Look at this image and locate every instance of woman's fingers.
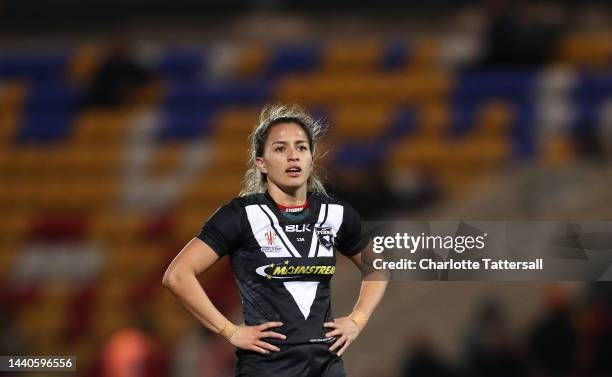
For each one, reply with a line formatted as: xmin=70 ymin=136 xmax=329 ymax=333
xmin=258 ymin=321 xmax=283 ymax=330
xmin=323 ymin=321 xmax=337 ymax=328
xmin=259 ymin=331 xmax=287 ymax=340
xmin=325 ymin=329 xmax=341 ymax=337
xmin=337 ymin=339 xmax=352 ymax=356
xmin=249 ymin=345 xmax=269 ymax=354
xmin=255 ymin=340 xmax=281 ymax=352
xmin=329 ymin=335 xmax=346 ymax=352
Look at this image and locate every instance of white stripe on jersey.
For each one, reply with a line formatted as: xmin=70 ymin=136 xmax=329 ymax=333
xmin=245 ymin=205 xmax=295 ymax=258
xmin=308 ymin=204 xmax=328 ymax=257
xmin=316 ymin=204 xmax=344 ymax=257
xmin=258 ymin=205 xmax=302 ymax=258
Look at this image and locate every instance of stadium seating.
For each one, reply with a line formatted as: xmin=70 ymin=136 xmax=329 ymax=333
xmin=0 ymin=32 xmax=610 ymax=376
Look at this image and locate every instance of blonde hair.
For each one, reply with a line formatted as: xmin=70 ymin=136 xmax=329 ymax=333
xmin=240 ymin=104 xmax=328 ymax=196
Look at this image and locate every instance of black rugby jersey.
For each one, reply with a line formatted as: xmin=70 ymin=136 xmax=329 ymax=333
xmin=197 ymin=191 xmax=367 ymax=347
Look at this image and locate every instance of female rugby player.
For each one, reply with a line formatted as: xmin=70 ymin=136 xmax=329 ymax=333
xmin=162 ymin=104 xmax=387 ymax=377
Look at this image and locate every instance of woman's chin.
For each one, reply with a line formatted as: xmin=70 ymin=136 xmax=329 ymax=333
xmin=274 ymin=180 xmax=308 ymax=192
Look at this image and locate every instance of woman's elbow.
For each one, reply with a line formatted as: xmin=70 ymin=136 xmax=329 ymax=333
xmin=162 ymin=267 xmax=183 ymax=290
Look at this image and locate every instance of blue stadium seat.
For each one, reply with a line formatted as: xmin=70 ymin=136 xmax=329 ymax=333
xmin=16 ymin=84 xmax=79 ymax=144
xmin=163 ymin=79 xmax=272 ymax=111
xmin=157 ymin=109 xmax=215 ymax=141
xmin=511 ymin=101 xmax=536 ymax=159
xmin=382 ymin=41 xmax=409 ymax=71
xmin=24 ymin=84 xmax=80 ymax=114
xmin=17 ymin=113 xmax=74 ymax=143
xmin=158 ymin=49 xmax=206 ymax=80
xmin=266 ymin=44 xmax=321 ymax=77
xmin=574 ymin=73 xmax=612 ymax=99
xmin=334 ymin=142 xmax=385 ymax=169
xmin=571 ymin=73 xmax=611 ymax=139
xmin=449 ymin=99 xmax=480 ymax=137
xmin=0 ymin=51 xmax=70 ymax=83
xmin=454 ymin=70 xmax=536 ymax=102
xmin=384 ymin=108 xmax=417 ymax=141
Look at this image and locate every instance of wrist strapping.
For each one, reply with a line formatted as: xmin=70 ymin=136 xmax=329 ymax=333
xmin=220 ymin=322 xmax=237 ymax=340
xmin=348 ymin=309 xmax=369 ymax=331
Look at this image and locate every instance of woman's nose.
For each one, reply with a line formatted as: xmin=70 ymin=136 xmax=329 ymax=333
xmin=288 ymin=148 xmax=299 ymax=161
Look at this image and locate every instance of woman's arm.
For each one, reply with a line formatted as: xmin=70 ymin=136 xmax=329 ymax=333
xmin=346 ymin=251 xmax=388 ymax=329
xmin=324 ymin=243 xmax=388 ymax=356
xmin=162 ymin=237 xmax=286 ymax=354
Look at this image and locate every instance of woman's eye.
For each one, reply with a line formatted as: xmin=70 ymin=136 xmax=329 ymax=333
xmin=275 ymin=146 xmax=285 ymax=152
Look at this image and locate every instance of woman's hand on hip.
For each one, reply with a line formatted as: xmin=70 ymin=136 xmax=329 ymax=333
xmin=324 ymin=317 xmax=360 ymax=356
xmin=229 ymin=321 xmax=286 ymax=354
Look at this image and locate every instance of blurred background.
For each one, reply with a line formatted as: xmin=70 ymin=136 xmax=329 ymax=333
xmin=0 ymin=0 xmax=611 ymax=376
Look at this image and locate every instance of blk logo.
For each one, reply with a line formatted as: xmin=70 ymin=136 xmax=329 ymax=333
xmin=285 ymin=224 xmax=311 ymax=232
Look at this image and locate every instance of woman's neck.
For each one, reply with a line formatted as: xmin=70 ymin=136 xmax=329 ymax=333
xmin=267 ymin=183 xmax=307 ymax=206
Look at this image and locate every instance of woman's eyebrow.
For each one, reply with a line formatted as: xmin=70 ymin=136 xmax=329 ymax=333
xmin=271 ymin=139 xmax=308 ymax=145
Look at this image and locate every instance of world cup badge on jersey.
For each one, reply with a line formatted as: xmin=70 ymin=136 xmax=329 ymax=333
xmin=261 ymin=228 xmax=283 ymax=253
xmin=265 ymin=228 xmax=276 ymax=245
xmin=315 ymin=226 xmax=334 ymax=249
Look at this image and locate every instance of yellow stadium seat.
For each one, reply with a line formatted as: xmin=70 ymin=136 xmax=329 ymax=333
xmin=69 ymin=178 xmax=120 ymax=209
xmin=90 ymin=211 xmax=145 ymax=244
xmin=68 ymin=45 xmax=103 ymax=84
xmin=153 ymin=291 xmax=194 ymax=344
xmin=236 ymin=44 xmax=268 ymax=79
xmin=71 ymin=109 xmax=132 ymax=145
xmin=322 ymin=39 xmax=383 ymax=73
xmin=0 ymin=81 xmax=28 ymax=112
xmin=409 ymin=38 xmax=442 ymax=69
xmin=541 ymin=134 xmax=575 ymax=166
xmin=388 ymin=139 xmax=448 ymax=171
xmin=559 ymin=33 xmax=612 ymax=69
xmin=91 ymin=303 xmax=132 ymax=342
xmin=0 ymin=245 xmax=19 ymax=278
xmin=277 ymin=70 xmax=452 ymax=107
xmin=0 ymin=112 xmax=20 ymax=147
xmin=17 ymin=282 xmax=71 ymax=346
xmin=0 ymin=81 xmax=25 ymax=145
xmin=413 ymin=102 xmax=451 ymax=140
xmin=175 ymin=208 xmax=219 ymax=242
xmin=213 ymin=107 xmax=261 ymax=142
xmin=390 ymin=70 xmax=454 ymax=103
xmin=212 ymin=141 xmax=250 ymax=169
xmin=131 ymin=81 xmax=164 ymax=108
xmin=183 ymin=173 xmax=243 ymax=204
xmin=470 ymin=100 xmax=514 ymax=139
xmin=328 ymin=105 xmax=393 ymax=141
xmin=0 ymin=209 xmax=31 ymax=244
xmin=447 ymin=138 xmax=510 ymax=171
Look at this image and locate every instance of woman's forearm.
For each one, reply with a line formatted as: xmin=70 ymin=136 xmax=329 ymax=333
xmin=163 ymin=270 xmax=234 ymax=336
xmin=350 ymin=279 xmax=388 ymax=330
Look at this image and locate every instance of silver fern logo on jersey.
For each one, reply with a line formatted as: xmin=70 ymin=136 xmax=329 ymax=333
xmin=315 ymin=226 xmax=334 ymax=249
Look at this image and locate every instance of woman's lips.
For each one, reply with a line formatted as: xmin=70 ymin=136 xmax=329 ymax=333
xmin=286 ymin=167 xmax=301 ymax=177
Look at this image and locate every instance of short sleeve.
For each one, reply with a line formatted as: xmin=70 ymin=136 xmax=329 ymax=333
xmin=335 ymin=202 xmax=369 ymax=257
xmin=197 ymin=204 xmax=242 ymax=257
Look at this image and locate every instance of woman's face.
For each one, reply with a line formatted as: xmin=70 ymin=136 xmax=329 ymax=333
xmin=256 ymin=122 xmax=313 ymax=192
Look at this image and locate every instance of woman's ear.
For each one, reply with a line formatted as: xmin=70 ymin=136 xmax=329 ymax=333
xmin=256 ymin=157 xmax=267 ymax=173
